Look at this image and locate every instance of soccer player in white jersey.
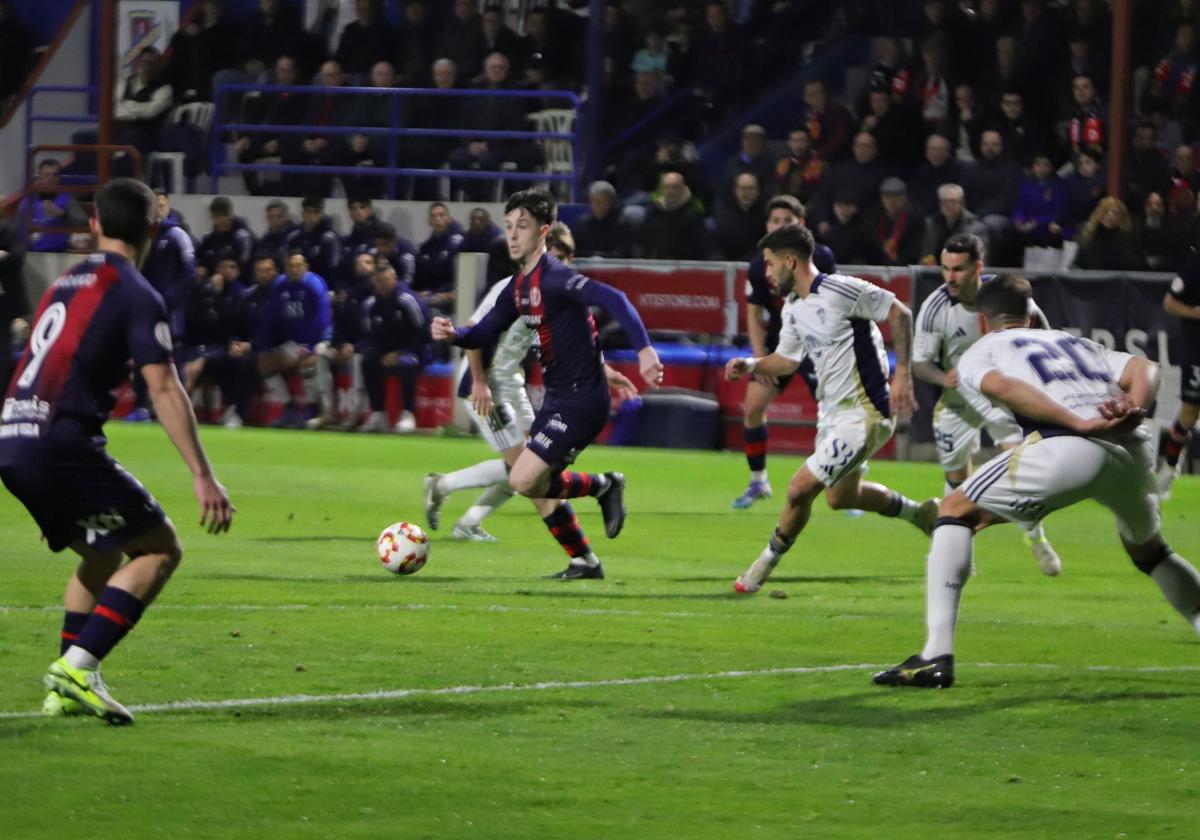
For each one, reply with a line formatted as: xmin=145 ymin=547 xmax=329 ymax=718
xmin=725 ymin=225 xmax=939 ymax=594
xmin=913 ymin=233 xmax=1062 ymax=575
xmin=424 ymin=224 xmax=635 ymax=540
xmin=875 ymin=275 xmax=1200 ymax=688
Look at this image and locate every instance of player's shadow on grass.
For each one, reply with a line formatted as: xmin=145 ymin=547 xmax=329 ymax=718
xmin=177 ymin=695 xmax=607 ymax=723
xmin=197 ymin=572 xmax=476 ymax=584
xmin=671 ymin=574 xmax=921 ymax=585
xmin=245 ymin=535 xmax=370 ymax=543
xmin=510 ymin=588 xmax=737 ymax=601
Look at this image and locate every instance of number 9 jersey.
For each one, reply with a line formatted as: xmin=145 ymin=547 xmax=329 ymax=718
xmin=0 ymin=252 xmax=172 ymax=449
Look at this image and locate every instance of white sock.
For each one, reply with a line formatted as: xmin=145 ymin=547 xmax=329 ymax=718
xmin=921 ymin=523 xmax=974 ymax=659
xmin=885 ymin=491 xmax=921 ymax=522
xmin=572 ymin=551 xmax=600 ymax=568
xmin=440 ymin=459 xmax=510 ymax=493
xmin=750 ymin=469 xmax=767 ymax=483
xmin=64 ymin=645 xmax=100 ymax=670
xmin=314 ymin=358 xmax=334 ymax=414
xmin=265 ymin=374 xmax=290 ymax=404
xmin=300 ymin=366 xmax=320 ymax=405
xmin=1150 ymin=553 xmax=1200 ymax=632
xmin=1021 ymin=521 xmax=1047 ymax=543
xmin=459 ymin=482 xmax=517 ymax=527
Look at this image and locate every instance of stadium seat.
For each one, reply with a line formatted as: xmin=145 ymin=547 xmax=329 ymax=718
xmin=148 ymin=101 xmax=215 ymax=194
xmin=528 ymin=108 xmax=575 ymax=198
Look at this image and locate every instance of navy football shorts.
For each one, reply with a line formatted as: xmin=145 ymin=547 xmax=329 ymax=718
xmin=0 ymin=440 xmax=167 ymax=553
xmin=526 ymin=383 xmax=611 ymax=471
xmin=1181 ymin=353 xmax=1200 ymax=405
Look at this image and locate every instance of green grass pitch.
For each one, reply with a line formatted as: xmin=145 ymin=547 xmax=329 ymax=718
xmin=1 ymin=425 xmax=1197 ymax=838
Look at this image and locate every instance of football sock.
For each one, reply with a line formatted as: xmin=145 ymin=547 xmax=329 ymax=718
xmin=1150 ymin=553 xmax=1200 ymax=632
xmin=1022 ymin=521 xmax=1047 ymax=543
xmin=880 ymin=489 xmax=921 ymax=523
xmin=264 ymin=373 xmax=290 ymax=405
xmin=943 ymin=478 xmax=962 ymax=496
xmin=768 ymin=526 xmax=795 ymax=557
xmin=543 ymin=503 xmax=595 ymax=564
xmin=60 ymin=611 xmax=89 ymax=656
xmin=750 ymin=470 xmax=767 ymax=483
xmin=440 ymin=459 xmax=509 ymax=493
xmin=1164 ymin=420 xmax=1191 ymax=467
xmin=70 ymin=587 xmax=146 ymax=665
xmin=921 ymin=518 xmax=974 ymax=660
xmin=545 ymin=471 xmax=609 ymax=499
xmin=459 ymin=482 xmax=517 ymax=528
xmin=313 ymin=357 xmax=334 ymax=414
xmin=744 ymin=425 xmax=768 ymax=474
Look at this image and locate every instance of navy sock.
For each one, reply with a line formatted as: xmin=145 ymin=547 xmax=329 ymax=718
xmin=73 ymin=587 xmax=146 ymax=663
xmin=60 ymin=611 xmax=89 ymax=656
xmin=744 ymin=425 xmax=768 ymax=473
xmin=544 ymin=471 xmax=605 ymax=499
xmin=543 ymin=503 xmax=592 ymax=559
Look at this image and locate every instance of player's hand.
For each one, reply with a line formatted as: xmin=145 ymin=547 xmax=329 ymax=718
xmin=752 ymin=372 xmax=779 ymax=387
xmin=604 ymin=364 xmax=638 ymax=400
xmin=725 ymin=357 xmax=754 ymax=381
xmin=890 ymin=368 xmax=918 ymax=418
xmin=194 ymin=473 xmax=234 ymax=534
xmin=381 ymin=351 xmax=400 ymax=367
xmin=12 ymin=317 xmax=29 ymax=341
xmin=943 ymin=368 xmax=959 ymax=389
xmin=431 ymin=316 xmax=456 ymax=341
xmin=470 ymin=380 xmax=494 ymax=416
xmin=638 ymin=346 xmax=664 ymax=388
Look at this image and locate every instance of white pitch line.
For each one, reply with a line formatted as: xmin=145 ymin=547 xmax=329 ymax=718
xmin=1 ymin=661 xmax=1198 ymax=721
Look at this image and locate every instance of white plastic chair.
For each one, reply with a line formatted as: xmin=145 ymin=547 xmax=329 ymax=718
xmin=528 ymin=108 xmax=575 ymax=198
xmin=148 ymin=101 xmax=215 ymax=194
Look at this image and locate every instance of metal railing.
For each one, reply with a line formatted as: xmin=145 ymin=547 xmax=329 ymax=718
xmin=211 ymin=83 xmax=583 ymax=200
xmin=24 ymin=85 xmax=97 ymax=154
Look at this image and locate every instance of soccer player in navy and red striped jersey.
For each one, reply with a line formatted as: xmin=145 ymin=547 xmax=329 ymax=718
xmin=431 ymin=190 xmax=663 ymax=579
xmin=0 ymin=178 xmax=234 ymax=724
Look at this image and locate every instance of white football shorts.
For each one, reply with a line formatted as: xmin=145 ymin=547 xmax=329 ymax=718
xmin=804 ymin=405 xmax=896 ymax=488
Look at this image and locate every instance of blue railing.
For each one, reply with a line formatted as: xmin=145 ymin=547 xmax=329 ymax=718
xmin=25 ymin=85 xmax=98 ymax=155
xmin=211 ymin=83 xmax=583 ymax=200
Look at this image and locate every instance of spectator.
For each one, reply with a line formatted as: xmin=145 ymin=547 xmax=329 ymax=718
xmin=414 ymin=202 xmax=463 ymax=314
xmin=965 ymin=129 xmax=1022 ymax=264
xmin=0 ymin=197 xmax=28 ymax=390
xmin=965 ymin=0 xmax=1007 ymax=87
xmin=1143 ymin=22 xmax=1198 ymax=124
xmin=286 ymin=196 xmax=342 ymax=290
xmin=720 ymin=124 xmax=775 ymax=198
xmin=446 ymin=53 xmax=543 ymax=202
xmin=864 ymin=36 xmax=913 ymax=104
xmin=773 ymin=127 xmax=830 ymax=206
xmin=1063 ymin=149 xmax=1107 ymax=236
xmin=909 ymin=134 xmax=961 ymax=216
xmin=165 ymin=0 xmax=239 ymax=102
xmin=479 ymin=4 xmax=522 ymax=73
xmin=517 ymin=7 xmax=576 ymax=88
xmin=716 ymin=172 xmax=767 ymax=261
xmin=603 ymin=2 xmax=637 ymax=90
xmin=334 ymin=0 xmax=396 ymax=78
xmin=631 ymin=22 xmax=670 ymax=77
xmin=823 ymin=131 xmax=888 ymax=222
xmin=259 ymin=198 xmax=299 ymax=273
xmin=216 ymin=0 xmax=304 ymax=112
xmin=395 ymin=0 xmax=437 ymax=85
xmin=638 ymin=170 xmax=709 ymax=260
xmin=861 ymin=88 xmax=924 ymax=173
xmin=437 ymin=0 xmax=486 ymax=81
xmin=919 ymin=182 xmax=990 ymax=263
xmin=575 ymin=180 xmax=636 ymax=259
xmin=255 ymin=250 xmax=333 ymax=428
xmin=985 ymin=37 xmax=1032 ymax=119
xmin=865 ymin=177 xmax=925 ymax=265
xmin=801 ymin=79 xmax=853 ymax=163
xmin=0 ymin=1 xmax=33 ymax=106
xmin=156 ymin=190 xmax=191 ymax=234
xmin=915 ymin=36 xmax=951 ymax=131
xmin=372 ymin=221 xmax=418 ymax=285
xmin=1057 ymin=27 xmax=1109 ymax=108
xmin=988 ymin=88 xmax=1049 ymax=169
xmin=232 ymin=55 xmax=307 ymax=197
xmin=1126 ymin=121 xmax=1172 ymax=212
xmin=1169 ymin=143 xmax=1200 ymax=206
xmin=692 ymin=1 xmax=746 ymax=122
xmin=318 ymin=250 xmax=378 ymax=431
xmin=1134 ymin=192 xmax=1174 ymax=271
xmin=405 ymin=58 xmax=462 ymax=199
xmin=107 ymin=46 xmax=174 ymax=158
xmin=24 ymin=159 xmax=86 ymax=253
xmin=819 ymin=190 xmax=877 ymax=264
xmin=344 ymin=60 xmax=400 ymax=200
xmin=1075 ymin=197 xmax=1139 ymax=270
xmin=1067 ymin=74 xmax=1106 ymax=160
xmin=343 ymin=197 xmax=381 ymax=261
xmin=290 ymin=61 xmax=356 ymax=197
xmin=198 ymin=196 xmax=256 ymax=278
xmin=459 ymin=207 xmax=503 ymax=253
xmin=1016 ymin=0 xmax=1059 ymax=98
xmin=179 ymin=256 xmax=254 ymax=427
xmin=938 ymin=84 xmax=985 ymax=162
xmin=1012 ymin=153 xmax=1067 ymax=247
xmin=358 ymin=262 xmax=431 ymax=434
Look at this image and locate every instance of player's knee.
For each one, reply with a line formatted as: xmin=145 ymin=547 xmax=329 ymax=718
xmin=508 ymin=471 xmax=538 ymax=497
xmin=1126 ymin=538 xmax=1171 ymax=576
xmin=939 ymin=489 xmax=973 ymax=519
xmin=825 ymin=487 xmax=854 ymax=510
xmin=786 ymin=471 xmax=822 ymax=507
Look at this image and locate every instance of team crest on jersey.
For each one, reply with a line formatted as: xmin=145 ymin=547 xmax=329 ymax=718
xmin=154 ymin=321 xmax=173 ymax=352
xmin=814 ymin=306 xmax=826 ymax=324
xmin=530 ymin=286 xmax=542 ymax=307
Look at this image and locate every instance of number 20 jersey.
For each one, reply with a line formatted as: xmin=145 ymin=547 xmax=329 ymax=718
xmin=956 ymin=327 xmax=1135 ymax=437
xmin=0 ymin=252 xmax=172 ymax=451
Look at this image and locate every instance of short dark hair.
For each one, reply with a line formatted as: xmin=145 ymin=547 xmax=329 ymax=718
xmin=301 ymin=195 xmax=324 ymax=212
xmin=504 ymin=189 xmax=557 ymax=226
xmin=95 ymin=177 xmax=155 ymax=250
xmin=347 ymin=196 xmax=372 ymax=208
xmin=209 ymin=196 xmax=233 ymax=216
xmin=976 ymin=274 xmax=1032 ymax=320
xmin=266 ymin=198 xmax=288 ymax=213
xmin=942 ymin=232 xmax=985 ymax=263
xmin=373 ymin=221 xmax=397 ymax=241
xmin=286 ymin=248 xmax=307 ymax=262
xmin=253 ymin=252 xmax=278 ymax=269
xmin=757 ymin=224 xmax=814 ymax=260
xmin=428 ymin=201 xmax=448 ymax=213
xmin=766 ymin=194 xmax=805 ymax=218
xmin=38 ymin=158 xmax=61 ymax=171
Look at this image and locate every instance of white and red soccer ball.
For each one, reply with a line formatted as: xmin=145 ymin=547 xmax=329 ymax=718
xmin=377 ymin=522 xmax=429 ymax=575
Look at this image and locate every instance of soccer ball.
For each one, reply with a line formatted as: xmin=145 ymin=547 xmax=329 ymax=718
xmin=377 ymin=522 xmax=429 ymax=575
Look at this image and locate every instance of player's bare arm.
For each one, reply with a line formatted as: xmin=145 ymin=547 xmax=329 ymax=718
xmin=978 ymin=370 xmax=1133 ymax=437
xmin=431 ymin=316 xmax=456 ymax=341
xmin=1163 ymin=293 xmax=1200 ymax=321
xmin=912 ymin=359 xmax=957 ymax=388
xmin=604 ymin=364 xmax=638 ymax=399
xmin=1116 ymin=356 xmax=1161 ymax=412
xmin=887 ymin=300 xmax=918 ymax=416
xmin=746 ymin=304 xmax=778 ymax=386
xmin=725 ymin=352 xmax=800 ymax=381
xmin=638 ymin=345 xmax=664 ymax=387
xmin=466 ymin=347 xmax=493 ymax=415
xmin=142 ymin=362 xmax=234 ymax=534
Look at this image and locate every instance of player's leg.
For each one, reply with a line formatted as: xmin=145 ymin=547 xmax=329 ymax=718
xmin=426 ymin=398 xmax=524 ymax=532
xmin=732 ymin=378 xmax=777 ymax=509
xmin=358 ymin=352 xmax=390 ymax=432
xmin=450 ymin=440 xmax=524 ymax=542
xmin=258 ymin=346 xmax=298 ymax=427
xmin=1158 ymin=396 xmax=1199 ymax=499
xmin=733 ymin=464 xmax=825 ymax=594
xmin=304 ymin=349 xmax=339 ymax=429
xmin=452 ymin=393 xmax=536 ymax=538
xmin=994 ymin=423 xmax=1062 ymax=576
